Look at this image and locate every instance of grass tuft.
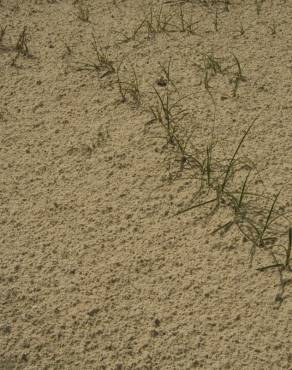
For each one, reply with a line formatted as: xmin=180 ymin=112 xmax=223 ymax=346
xmin=75 ymin=33 xmax=115 ymax=78
xmin=75 ymin=1 xmax=90 ymax=22
xmin=0 ymin=25 xmax=6 ymax=44
xmin=116 ymin=60 xmax=142 ymax=106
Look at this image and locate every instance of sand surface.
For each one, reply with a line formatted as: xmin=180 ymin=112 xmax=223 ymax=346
xmin=1 ymin=0 xmax=292 ymax=369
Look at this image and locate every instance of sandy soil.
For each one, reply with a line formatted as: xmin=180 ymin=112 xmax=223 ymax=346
xmin=1 ymin=0 xmax=292 ymax=369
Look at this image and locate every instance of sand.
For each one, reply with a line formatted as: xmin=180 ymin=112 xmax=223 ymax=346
xmin=1 ymin=0 xmax=292 ymax=369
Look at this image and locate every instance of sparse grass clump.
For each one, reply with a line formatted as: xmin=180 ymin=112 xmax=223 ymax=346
xmin=75 ymin=1 xmax=90 ymax=22
xmin=172 ymin=113 xmax=291 ymax=300
xmin=0 ymin=25 xmax=6 ymax=44
xmin=230 ymin=53 xmax=246 ymax=97
xmin=11 ymin=26 xmax=31 ymax=66
xmin=15 ymin=26 xmax=29 ymax=56
xmin=114 ymin=19 xmax=146 ymax=43
xmin=143 ymin=4 xmax=176 ymax=38
xmin=116 ymin=60 xmax=142 ymax=106
xmin=268 ymin=20 xmax=277 ymax=35
xmin=193 ymin=52 xmax=247 ymax=99
xmin=255 ymin=0 xmax=265 ymax=15
xmin=177 ymin=120 xmax=257 ymax=215
xmin=149 ymin=87 xmax=187 ymax=147
xmin=75 ymin=33 xmax=115 ymax=78
xmin=176 ymin=3 xmax=199 ymax=34
xmin=157 ymin=58 xmax=178 ymax=92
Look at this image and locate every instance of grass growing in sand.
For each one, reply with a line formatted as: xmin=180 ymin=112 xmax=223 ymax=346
xmin=116 ymin=60 xmax=142 ymax=106
xmin=75 ymin=33 xmax=115 ymax=78
xmin=63 ymin=0 xmax=292 ymax=301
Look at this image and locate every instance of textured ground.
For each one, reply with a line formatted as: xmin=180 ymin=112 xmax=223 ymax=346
xmin=1 ymin=0 xmax=292 ymax=369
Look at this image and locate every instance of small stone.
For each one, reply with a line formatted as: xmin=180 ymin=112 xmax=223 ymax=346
xmin=21 ymin=353 xmax=28 ymax=362
xmin=150 ymin=329 xmax=159 ymax=337
xmin=0 ymin=324 xmax=11 ymax=335
xmin=88 ymin=308 xmax=99 ymax=316
xmin=156 ymin=77 xmax=168 ymax=87
xmin=154 ymin=318 xmax=160 ymax=327
xmin=275 ymin=293 xmax=283 ymax=303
